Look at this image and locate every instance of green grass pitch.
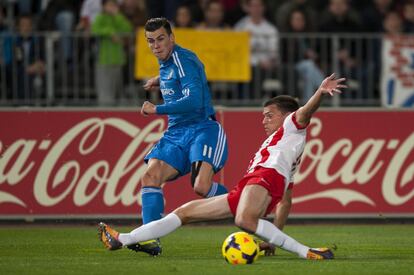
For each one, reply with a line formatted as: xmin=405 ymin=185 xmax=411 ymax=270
xmin=0 ymin=224 xmax=413 ymax=275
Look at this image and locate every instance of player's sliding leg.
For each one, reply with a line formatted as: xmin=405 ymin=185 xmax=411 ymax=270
xmin=254 ymin=219 xmax=333 ymax=259
xmin=99 ymin=195 xmax=232 ymax=249
xmin=117 ymin=213 xmax=182 ymax=247
xmin=99 ymin=216 xmax=179 ymax=251
xmin=235 ymin=185 xmax=333 ymax=260
xmin=191 ymin=161 xmax=228 ymax=198
xmin=120 ymin=195 xmax=231 ymax=245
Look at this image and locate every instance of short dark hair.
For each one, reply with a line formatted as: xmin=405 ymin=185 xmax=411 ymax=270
xmin=263 ymin=96 xmax=300 ymax=114
xmin=144 ymin=17 xmax=173 ymax=35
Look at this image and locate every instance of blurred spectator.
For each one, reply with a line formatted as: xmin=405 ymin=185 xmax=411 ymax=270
xmin=145 ymin=0 xmax=184 ymax=21
xmin=196 ymin=1 xmax=231 ymax=97
xmin=120 ymin=0 xmax=147 ymax=30
xmin=369 ymin=10 xmax=404 ymax=103
xmin=235 ymin=0 xmax=278 ymax=70
xmin=214 ymin=0 xmax=246 ymax=26
xmin=383 ymin=10 xmax=404 ymax=34
xmin=189 ymin=0 xmax=210 ymax=23
xmin=403 ymin=1 xmax=414 ymax=32
xmin=234 ymin=0 xmax=278 ymax=98
xmin=223 ymin=0 xmax=247 ymax=26
xmin=3 ymin=14 xmax=45 ymax=103
xmin=191 ymin=0 xmax=242 ymax=25
xmin=197 ymin=0 xmax=229 ymax=29
xmin=76 ymin=0 xmax=104 ymax=32
xmin=318 ymin=0 xmax=361 ymax=32
xmin=283 ymin=8 xmax=324 ymax=102
xmin=319 ymin=0 xmax=363 ymax=99
xmin=173 ymin=5 xmax=195 ymax=28
xmin=362 ymin=0 xmax=395 ymax=32
xmin=38 ymin=1 xmax=82 ymax=61
xmin=274 ymin=0 xmax=318 ymax=32
xmin=91 ymin=0 xmax=132 ymax=106
xmin=318 ymin=0 xmax=361 ymax=69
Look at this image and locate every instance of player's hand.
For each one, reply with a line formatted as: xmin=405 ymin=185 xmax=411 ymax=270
xmin=143 ymin=76 xmax=160 ymax=92
xmin=318 ymin=73 xmax=347 ymax=96
xmin=259 ymin=242 xmax=276 ymax=256
xmin=140 ymin=101 xmax=156 ymax=116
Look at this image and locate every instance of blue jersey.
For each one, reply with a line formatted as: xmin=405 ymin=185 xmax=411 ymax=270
xmin=155 ymin=44 xmax=215 ymax=128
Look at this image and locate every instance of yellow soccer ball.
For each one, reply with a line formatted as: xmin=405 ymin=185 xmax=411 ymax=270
xmin=222 ymin=232 xmax=259 ymax=265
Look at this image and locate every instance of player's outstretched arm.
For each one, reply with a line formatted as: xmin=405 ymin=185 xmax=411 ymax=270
xmin=295 ymin=73 xmax=347 ymax=127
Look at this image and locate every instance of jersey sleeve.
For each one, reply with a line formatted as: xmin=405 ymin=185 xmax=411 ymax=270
xmin=283 ymin=112 xmax=308 ymax=134
xmin=156 ymin=54 xmax=203 ymax=114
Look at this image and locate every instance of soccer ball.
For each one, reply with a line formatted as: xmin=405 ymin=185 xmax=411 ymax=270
xmin=222 ymin=232 xmax=259 ymax=265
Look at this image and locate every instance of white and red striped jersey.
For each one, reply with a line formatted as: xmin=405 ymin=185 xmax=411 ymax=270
xmin=247 ymin=112 xmax=308 ymax=185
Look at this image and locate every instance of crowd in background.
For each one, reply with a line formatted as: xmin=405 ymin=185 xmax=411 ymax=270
xmin=0 ymin=0 xmax=413 ymax=106
xmin=2 ymin=0 xmax=413 ymax=33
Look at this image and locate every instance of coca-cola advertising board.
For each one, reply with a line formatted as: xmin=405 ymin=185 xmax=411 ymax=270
xmin=0 ymin=109 xmax=413 ymax=218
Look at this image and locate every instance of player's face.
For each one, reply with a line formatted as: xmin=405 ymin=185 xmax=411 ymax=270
xmin=145 ymin=27 xmax=175 ymax=61
xmin=262 ymin=105 xmax=285 ymax=136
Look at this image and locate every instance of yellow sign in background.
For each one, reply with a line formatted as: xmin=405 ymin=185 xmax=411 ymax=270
xmin=135 ymin=28 xmax=251 ymax=82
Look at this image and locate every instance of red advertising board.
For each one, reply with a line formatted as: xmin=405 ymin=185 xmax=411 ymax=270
xmin=0 ymin=109 xmax=413 ymax=218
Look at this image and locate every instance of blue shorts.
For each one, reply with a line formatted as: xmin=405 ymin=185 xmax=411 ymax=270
xmin=144 ymin=119 xmax=228 ymax=178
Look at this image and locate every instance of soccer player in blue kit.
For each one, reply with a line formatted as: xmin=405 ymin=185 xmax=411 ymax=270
xmin=130 ymin=18 xmax=229 ymax=256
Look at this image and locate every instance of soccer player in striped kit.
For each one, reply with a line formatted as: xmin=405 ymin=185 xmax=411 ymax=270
xmin=132 ymin=18 xmax=228 ymax=255
xmin=99 ymin=73 xmax=346 ymax=260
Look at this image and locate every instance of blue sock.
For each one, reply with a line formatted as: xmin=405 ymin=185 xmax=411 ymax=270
xmin=141 ymin=187 xmax=164 ymax=224
xmin=206 ymin=182 xmax=228 ymax=198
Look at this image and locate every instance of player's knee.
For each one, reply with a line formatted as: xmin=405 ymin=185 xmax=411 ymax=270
xmin=141 ymin=170 xmax=162 ymax=187
xmin=234 ymin=214 xmax=257 ymax=233
xmin=173 ymin=204 xmax=191 ymax=224
xmin=193 ymin=179 xmax=210 ymax=197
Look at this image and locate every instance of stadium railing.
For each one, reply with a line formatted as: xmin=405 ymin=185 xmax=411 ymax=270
xmin=0 ymin=32 xmax=384 ymax=107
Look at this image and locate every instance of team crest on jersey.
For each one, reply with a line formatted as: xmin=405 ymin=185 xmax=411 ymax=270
xmin=166 ymin=69 xmax=174 ymax=80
